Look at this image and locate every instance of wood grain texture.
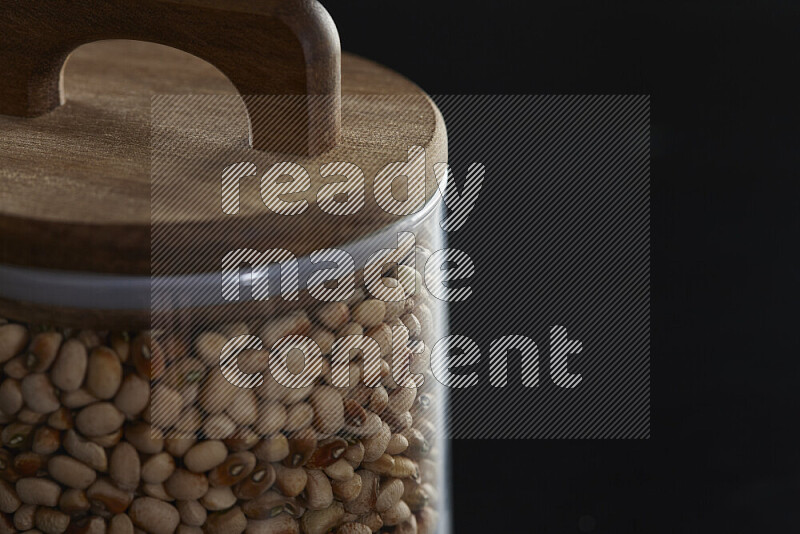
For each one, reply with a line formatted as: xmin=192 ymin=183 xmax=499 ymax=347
xmin=0 ymin=0 xmax=341 ymax=154
xmin=0 ymin=40 xmax=447 ymax=279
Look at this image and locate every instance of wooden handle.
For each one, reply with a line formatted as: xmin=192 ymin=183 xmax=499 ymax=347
xmin=0 ymin=0 xmax=341 ymax=154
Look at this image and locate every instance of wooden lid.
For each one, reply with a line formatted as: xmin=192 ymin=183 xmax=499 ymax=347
xmin=0 ymin=1 xmax=446 ymax=276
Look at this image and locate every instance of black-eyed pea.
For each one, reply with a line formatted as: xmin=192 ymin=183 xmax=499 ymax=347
xmin=336 ymin=322 xmax=363 ymax=343
xmin=356 ymin=512 xmax=382 ymax=532
xmin=203 ymin=413 xmax=237 ymax=439
xmin=0 ymin=379 xmax=22 ymax=415
xmin=20 ymin=374 xmax=59 ymax=414
xmin=386 ymin=433 xmax=409 ymax=455
xmin=385 ymin=410 xmax=413 ymax=434
xmin=114 ymin=374 xmax=150 ymax=418
xmin=402 ymin=428 xmax=429 ymax=459
xmin=365 ymin=324 xmax=392 ymax=357
xmin=317 ymin=302 xmax=350 ymax=331
xmin=343 ymin=470 xmax=377 ymax=515
xmin=48 ymin=456 xmax=96 ymax=489
xmin=13 ymin=452 xmax=44 ymax=478
xmin=141 ymin=452 xmax=175 ymax=484
xmin=108 ymin=513 xmax=134 ymax=534
xmin=342 ymin=442 xmax=365 ymax=469
xmin=233 ymin=463 xmax=276 ymax=500
xmin=4 ymin=354 xmax=31 ymax=381
xmin=129 ymin=497 xmax=180 ymax=534
xmin=58 ymin=488 xmax=90 ymax=514
xmin=226 ymin=389 xmax=259 ymax=427
xmin=193 ymin=331 xmax=228 ymax=366
xmin=89 ymin=428 xmax=123 ymax=448
xmin=130 ymin=333 xmax=165 ymax=380
xmin=283 ymin=428 xmax=316 ymax=469
xmin=174 ymin=408 xmax=203 ymax=435
xmin=208 ymin=451 xmax=256 ymax=487
xmin=283 ymin=402 xmax=313 ymax=432
xmin=394 ymin=514 xmax=418 ymax=534
xmin=109 ymin=332 xmax=131 ymax=363
xmin=109 ymin=442 xmax=140 ymax=491
xmin=335 ymin=522 xmax=372 ymax=534
xmin=0 ymin=324 xmax=29 ymax=364
xmin=25 ymin=332 xmax=63 ymax=373
xmin=60 ymin=388 xmax=97 ymax=410
xmin=259 ymin=312 xmax=311 ymax=349
xmin=124 ymin=422 xmax=164 ymax=454
xmin=362 ymin=422 xmax=391 ymax=463
xmin=34 ymin=507 xmax=69 ymax=534
xmin=387 ymin=388 xmax=416 ymax=417
xmin=306 ymin=437 xmax=348 ymax=469
xmin=142 ymin=482 xmax=173 ymax=501
xmin=165 ymin=438 xmax=195 ymax=458
xmin=176 ymin=525 xmax=203 ymax=534
xmin=86 ymin=478 xmax=133 ymax=515
xmin=352 ymin=300 xmax=386 ymax=329
xmin=13 ymin=502 xmax=35 ymax=530
xmin=0 ymin=479 xmax=20 ymax=513
xmin=75 ymin=402 xmax=124 ymax=437
xmin=50 ymin=339 xmax=87 ymax=393
xmin=204 ymin=506 xmax=247 ymax=534
xmin=2 ymin=422 xmax=33 ymax=450
xmin=244 ymin=514 xmax=300 ymax=534
xmin=68 ymin=515 xmax=106 ymax=534
xmin=399 ymin=314 xmax=421 ymax=340
xmin=375 ymin=478 xmax=404 ymax=513
xmin=331 ymin=472 xmax=362 ymax=502
xmin=201 ymin=486 xmax=237 ymax=511
xmin=241 ymin=491 xmax=303 ymax=520
xmin=310 ymin=386 xmax=344 ymax=435
xmin=46 ymin=408 xmax=73 ymax=431
xmin=402 ymin=481 xmax=430 ymax=512
xmin=62 ymin=430 xmax=106 ymax=472
xmin=303 ymin=469 xmax=333 ymax=511
xmin=177 ymin=500 xmax=206 ymax=527
xmin=225 ymin=428 xmax=260 ymax=452
xmin=273 ymin=464 xmax=307 ymax=498
xmin=252 ymin=434 xmax=289 ymax=463
xmin=323 ymin=459 xmax=354 ymax=482
xmin=15 ymin=478 xmax=60 ymax=507
xmin=415 ymin=506 xmax=437 ymax=534
xmin=380 ymin=500 xmax=411 ymax=527
xmin=75 ymin=330 xmax=102 ymax=351
xmin=299 ymin=501 xmax=344 ymax=534
xmin=183 ymin=441 xmax=227 ymax=473
xmin=164 ymin=469 xmax=209 ymax=501
xmin=368 ymin=386 xmax=389 ymax=415
xmin=16 ymin=408 xmax=47 ymax=426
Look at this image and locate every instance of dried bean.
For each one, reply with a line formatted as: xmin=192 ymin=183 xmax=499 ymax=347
xmin=26 ymin=332 xmax=63 ymax=373
xmin=331 ymin=472 xmax=362 ymax=503
xmin=76 ymin=403 xmax=124 ymax=437
xmin=59 ymin=488 xmax=90 ymax=514
xmin=35 ymin=507 xmax=70 ymax=534
xmin=20 ymin=374 xmax=59 ymax=414
xmin=51 ymin=339 xmax=87 ymax=392
xmin=183 ymin=441 xmax=227 ymax=473
xmin=204 ymin=506 xmax=247 ymax=534
xmin=303 ymin=469 xmax=333 ymax=510
xmin=141 ymin=452 xmax=175 ymax=484
xmin=200 ymin=486 xmax=237 ymax=511
xmin=177 ymin=500 xmax=206 ymax=527
xmin=208 ymin=451 xmax=255 ymax=487
xmin=48 ymin=456 xmax=96 ymax=489
xmin=109 ymin=514 xmax=134 ymax=534
xmin=252 ymin=435 xmax=289 ymax=463
xmin=109 ymin=442 xmax=140 ymax=491
xmin=129 ymin=497 xmax=180 ymax=534
xmin=244 ymin=515 xmax=299 ymax=534
xmin=0 ymin=324 xmax=28 ymax=364
xmin=299 ymin=501 xmax=344 ymax=534
xmin=15 ymin=478 xmax=61 ymax=506
xmin=0 ymin=479 xmax=20 ymax=513
xmin=273 ymin=465 xmax=307 ymax=498
xmin=114 ymin=374 xmax=150 ymax=418
xmin=86 ymin=478 xmax=133 ymax=515
xmin=165 ymin=469 xmax=209 ymax=501
xmin=13 ymin=503 xmax=35 ymax=530
xmin=0 ymin=379 xmax=22 ymax=415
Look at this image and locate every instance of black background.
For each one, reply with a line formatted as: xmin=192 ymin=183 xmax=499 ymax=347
xmin=322 ymin=1 xmax=798 ymax=532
